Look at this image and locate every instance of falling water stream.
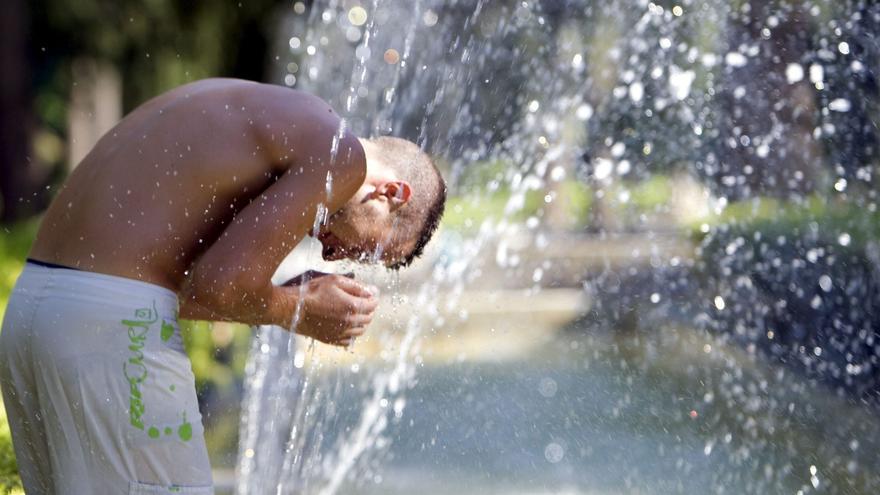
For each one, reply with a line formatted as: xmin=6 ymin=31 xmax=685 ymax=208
xmin=234 ymin=1 xmax=880 ymax=493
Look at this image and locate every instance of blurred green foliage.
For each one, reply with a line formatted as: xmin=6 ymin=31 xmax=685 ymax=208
xmin=32 ymin=0 xmax=284 ymax=109
xmin=0 ymin=399 xmax=23 ymax=494
xmin=0 ymin=222 xmax=38 ymax=324
xmin=181 ymin=319 xmax=251 ymax=393
xmin=24 ymin=0 xmax=289 ymax=182
xmin=696 ymin=194 xmax=880 ymax=250
xmin=0 ymin=224 xmax=34 ymax=491
xmin=559 ymin=180 xmax=594 ymax=226
xmin=628 ymin=175 xmax=673 ymax=211
xmin=444 ymin=165 xmax=685 ymax=233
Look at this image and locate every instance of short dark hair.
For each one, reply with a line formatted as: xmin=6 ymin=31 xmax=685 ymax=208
xmin=370 ymin=137 xmax=446 ymax=269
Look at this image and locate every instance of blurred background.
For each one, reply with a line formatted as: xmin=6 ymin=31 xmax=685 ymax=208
xmin=2 ymin=0 xmax=880 ymax=494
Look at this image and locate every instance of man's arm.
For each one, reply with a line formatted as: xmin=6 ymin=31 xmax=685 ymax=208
xmin=180 ymin=99 xmax=367 ymax=331
xmin=178 ymin=298 xmax=226 ymax=322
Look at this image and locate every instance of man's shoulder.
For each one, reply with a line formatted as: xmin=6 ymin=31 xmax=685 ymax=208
xmin=163 ymin=78 xmax=327 ymax=110
xmin=191 ymin=79 xmax=327 ymax=109
xmin=201 ymin=80 xmax=364 ymax=176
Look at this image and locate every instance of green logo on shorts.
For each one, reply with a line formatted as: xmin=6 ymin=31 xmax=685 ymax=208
xmin=121 ymin=301 xmax=192 ymax=441
xmin=122 ymin=301 xmax=157 ymax=430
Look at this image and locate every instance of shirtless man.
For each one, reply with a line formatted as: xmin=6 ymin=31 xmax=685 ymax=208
xmin=0 ymin=78 xmax=446 ymax=494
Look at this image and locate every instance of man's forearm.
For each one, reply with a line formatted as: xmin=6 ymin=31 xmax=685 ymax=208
xmin=180 ymin=277 xmax=298 ymax=327
xmin=178 ymin=298 xmax=231 ymax=322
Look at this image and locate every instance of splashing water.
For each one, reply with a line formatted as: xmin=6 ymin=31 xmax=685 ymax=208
xmin=237 ymin=0 xmax=880 ymax=493
xmin=328 ymin=120 xmax=348 ymax=167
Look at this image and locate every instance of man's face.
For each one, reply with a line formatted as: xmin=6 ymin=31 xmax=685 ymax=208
xmin=316 ymin=188 xmax=413 ymax=267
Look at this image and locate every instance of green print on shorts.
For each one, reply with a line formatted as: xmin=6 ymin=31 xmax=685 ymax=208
xmin=161 ymin=320 xmax=175 ymax=342
xmin=122 ymin=301 xmax=157 ymax=430
xmin=121 ymin=301 xmax=192 ymax=441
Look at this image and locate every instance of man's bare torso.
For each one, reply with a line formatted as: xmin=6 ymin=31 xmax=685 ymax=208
xmin=30 ymin=79 xmax=359 ymax=292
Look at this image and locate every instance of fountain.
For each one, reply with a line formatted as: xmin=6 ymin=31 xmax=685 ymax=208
xmin=234 ymin=1 xmax=880 ymax=493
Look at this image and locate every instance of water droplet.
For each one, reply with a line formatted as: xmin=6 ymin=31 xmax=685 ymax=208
xmin=348 ymin=6 xmax=368 ymax=26
xmin=829 ymin=99 xmax=851 ymax=112
xmin=594 ymin=158 xmax=613 ymax=180
xmin=544 ymin=442 xmax=564 ymax=463
xmin=809 ymin=64 xmax=824 ymax=85
xmin=669 ymin=67 xmax=696 ymax=100
xmin=422 ymin=9 xmax=438 ymax=26
xmin=725 ymin=52 xmax=747 ymax=68
xmin=784 ymin=63 xmax=804 ymax=84
xmin=538 ymin=377 xmax=557 ymax=397
xmin=575 ymin=104 xmax=593 ymax=121
xmin=629 ymin=82 xmax=644 ymax=103
xmin=384 ymin=48 xmax=400 ymax=64
xmin=345 ymin=26 xmax=362 ymax=43
xmin=532 ymin=267 xmax=544 ymax=282
xmin=355 ymin=44 xmax=371 ymax=60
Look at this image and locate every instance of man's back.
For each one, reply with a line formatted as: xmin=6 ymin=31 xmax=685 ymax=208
xmin=30 ymin=78 xmax=354 ymax=290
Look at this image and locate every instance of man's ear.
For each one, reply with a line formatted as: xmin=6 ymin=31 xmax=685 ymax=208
xmin=378 ymin=181 xmax=412 ymax=210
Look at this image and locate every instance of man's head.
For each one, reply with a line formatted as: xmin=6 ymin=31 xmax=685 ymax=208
xmin=317 ymin=136 xmax=446 ymax=269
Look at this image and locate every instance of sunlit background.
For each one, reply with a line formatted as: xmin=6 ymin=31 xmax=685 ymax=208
xmin=1 ymin=0 xmax=879 ymax=494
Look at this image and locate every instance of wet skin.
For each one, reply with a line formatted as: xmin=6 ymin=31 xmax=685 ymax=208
xmin=29 ymin=78 xmax=377 ymax=345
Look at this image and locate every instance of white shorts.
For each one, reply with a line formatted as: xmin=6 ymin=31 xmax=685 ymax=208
xmin=0 ymin=262 xmax=213 ymax=494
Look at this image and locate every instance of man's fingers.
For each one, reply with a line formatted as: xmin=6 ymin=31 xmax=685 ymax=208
xmin=318 ymin=328 xmax=365 ymax=348
xmin=345 ymin=326 xmax=367 ymax=337
xmin=334 ymin=276 xmax=378 ymax=299
xmin=344 ymin=313 xmax=373 ymax=327
xmin=335 ymin=336 xmax=358 ymax=347
xmin=337 ymin=290 xmax=379 ymax=315
xmin=328 ymin=338 xmax=351 ymax=347
xmin=359 ymin=296 xmax=379 ymax=313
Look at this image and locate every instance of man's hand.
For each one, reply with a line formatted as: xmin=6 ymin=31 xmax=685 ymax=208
xmin=281 ymin=271 xmax=378 ymax=347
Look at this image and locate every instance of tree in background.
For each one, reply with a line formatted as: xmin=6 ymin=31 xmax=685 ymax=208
xmin=0 ymin=0 xmax=47 ymax=223
xmin=0 ymin=0 xmax=302 ymax=224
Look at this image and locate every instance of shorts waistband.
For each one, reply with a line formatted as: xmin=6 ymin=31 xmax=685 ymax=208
xmin=20 ymin=260 xmax=178 ymax=309
xmin=26 ymin=258 xmax=81 ymax=271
